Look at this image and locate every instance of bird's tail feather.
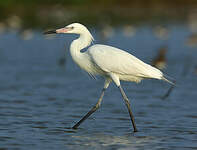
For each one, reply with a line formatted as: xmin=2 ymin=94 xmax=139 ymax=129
xmin=162 ymin=74 xmax=176 ymax=85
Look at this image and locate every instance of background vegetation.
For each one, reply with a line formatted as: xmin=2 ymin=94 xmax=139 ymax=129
xmin=0 ymin=0 xmax=197 ymax=29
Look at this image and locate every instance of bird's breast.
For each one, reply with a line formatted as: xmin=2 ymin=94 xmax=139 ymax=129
xmin=71 ymin=52 xmax=105 ymax=76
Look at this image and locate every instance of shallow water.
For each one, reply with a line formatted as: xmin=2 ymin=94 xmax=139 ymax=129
xmin=0 ymin=25 xmax=197 ymax=150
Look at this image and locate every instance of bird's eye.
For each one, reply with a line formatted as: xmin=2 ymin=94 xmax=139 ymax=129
xmin=71 ymin=26 xmax=74 ymax=29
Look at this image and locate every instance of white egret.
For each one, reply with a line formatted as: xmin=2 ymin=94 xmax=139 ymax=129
xmin=44 ymin=23 xmax=174 ymax=132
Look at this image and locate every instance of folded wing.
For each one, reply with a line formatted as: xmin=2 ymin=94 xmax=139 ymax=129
xmin=87 ymin=44 xmax=163 ymax=79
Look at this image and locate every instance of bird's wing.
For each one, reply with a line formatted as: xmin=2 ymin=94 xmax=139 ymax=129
xmin=87 ymin=44 xmax=162 ymax=79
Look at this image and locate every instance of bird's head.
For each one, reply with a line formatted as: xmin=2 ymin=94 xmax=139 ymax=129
xmin=44 ymin=23 xmax=91 ymax=35
xmin=44 ymin=23 xmax=94 ymax=46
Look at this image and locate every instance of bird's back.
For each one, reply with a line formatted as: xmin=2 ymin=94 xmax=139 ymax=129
xmin=87 ymin=44 xmax=163 ymax=82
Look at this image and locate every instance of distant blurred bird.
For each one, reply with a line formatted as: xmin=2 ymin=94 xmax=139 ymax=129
xmin=58 ymin=57 xmax=66 ymax=67
xmin=101 ymin=24 xmax=114 ymax=39
xmin=122 ymin=25 xmax=136 ymax=37
xmin=20 ymin=29 xmax=34 ymax=40
xmin=153 ymin=26 xmax=168 ymax=40
xmin=99 ymin=24 xmax=114 ymax=43
xmin=186 ymin=34 xmax=197 ymax=47
xmin=0 ymin=22 xmax=6 ymax=34
xmin=194 ymin=66 xmax=197 ymax=75
xmin=187 ymin=10 xmax=197 ymax=33
xmin=152 ymin=46 xmax=167 ymax=70
xmin=7 ymin=15 xmax=21 ymax=30
xmin=44 ymin=23 xmax=175 ymax=132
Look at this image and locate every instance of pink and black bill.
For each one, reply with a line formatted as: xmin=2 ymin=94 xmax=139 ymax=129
xmin=44 ymin=26 xmax=73 ymax=35
xmin=43 ymin=30 xmax=57 ymax=34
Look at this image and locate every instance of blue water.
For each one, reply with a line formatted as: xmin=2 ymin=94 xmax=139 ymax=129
xmin=0 ymin=25 xmax=197 ymax=149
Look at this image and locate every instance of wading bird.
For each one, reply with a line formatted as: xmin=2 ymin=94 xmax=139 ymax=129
xmin=152 ymin=46 xmax=167 ymax=70
xmin=44 ymin=23 xmax=174 ymax=132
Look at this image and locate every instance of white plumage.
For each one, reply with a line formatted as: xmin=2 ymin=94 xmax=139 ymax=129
xmin=44 ymin=23 xmax=174 ymax=132
xmin=66 ymin=23 xmax=167 ymax=87
xmin=88 ymin=44 xmax=163 ymax=82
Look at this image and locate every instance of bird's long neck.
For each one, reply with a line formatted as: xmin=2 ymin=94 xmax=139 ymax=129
xmin=70 ymin=31 xmax=93 ymax=67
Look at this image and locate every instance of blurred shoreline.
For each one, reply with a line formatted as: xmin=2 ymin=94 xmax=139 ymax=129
xmin=0 ymin=1 xmax=197 ymax=29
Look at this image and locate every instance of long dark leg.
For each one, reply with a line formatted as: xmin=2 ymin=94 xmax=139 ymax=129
xmin=119 ymin=85 xmax=138 ymax=132
xmin=72 ymin=88 xmax=106 ymax=129
xmin=162 ymin=84 xmax=175 ymax=99
xmin=162 ymin=76 xmax=176 ymax=99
